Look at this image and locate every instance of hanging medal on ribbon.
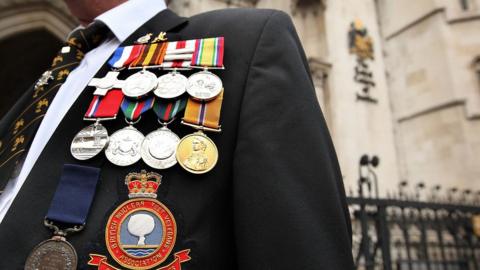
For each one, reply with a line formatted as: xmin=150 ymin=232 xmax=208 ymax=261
xmin=25 ymin=164 xmax=101 ymax=270
xmin=141 ymin=97 xmax=187 ymax=169
xmin=87 ymin=45 xmax=144 ymax=96
xmin=177 ymin=91 xmax=223 ymax=174
xmin=70 ymin=89 xmax=124 ymax=161
xmin=187 ymin=37 xmax=225 ymax=101
xmin=71 ymin=45 xmax=144 ymax=161
xmin=121 ymin=43 xmax=168 ymax=98
xmin=155 ymin=40 xmax=196 ymax=100
xmin=104 ymin=96 xmax=154 ymax=166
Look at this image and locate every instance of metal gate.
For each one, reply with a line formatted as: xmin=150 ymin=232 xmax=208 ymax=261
xmin=349 ymin=155 xmax=480 ymax=270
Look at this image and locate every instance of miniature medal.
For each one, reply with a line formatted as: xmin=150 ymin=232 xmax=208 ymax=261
xmin=70 ymin=89 xmax=124 ymax=161
xmin=155 ymin=70 xmax=188 ymax=99
xmin=141 ymin=98 xmax=187 ymax=169
xmin=178 ymin=91 xmax=224 ymax=174
xmin=105 ymin=97 xmax=154 ymax=166
xmin=88 ymin=170 xmax=191 ymax=270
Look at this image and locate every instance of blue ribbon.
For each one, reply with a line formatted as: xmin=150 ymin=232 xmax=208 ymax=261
xmin=107 ymin=46 xmax=124 ymax=68
xmin=46 ymin=164 xmax=100 ymax=225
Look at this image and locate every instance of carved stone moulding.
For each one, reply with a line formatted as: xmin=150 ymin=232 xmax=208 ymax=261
xmin=291 ymin=0 xmax=326 ymax=15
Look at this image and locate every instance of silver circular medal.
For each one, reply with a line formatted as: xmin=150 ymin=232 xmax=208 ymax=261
xmin=105 ymin=126 xmax=144 ymax=166
xmin=186 ymin=71 xmax=223 ymax=101
xmin=70 ymin=123 xmax=109 ymax=160
xmin=141 ymin=127 xmax=180 ymax=169
xmin=25 ymin=238 xmax=77 ymax=270
xmin=122 ymin=70 xmax=158 ymax=98
xmin=154 ymin=72 xmax=188 ymax=99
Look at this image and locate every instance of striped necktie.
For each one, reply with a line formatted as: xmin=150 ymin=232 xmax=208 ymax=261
xmin=0 ymin=21 xmax=111 ymax=193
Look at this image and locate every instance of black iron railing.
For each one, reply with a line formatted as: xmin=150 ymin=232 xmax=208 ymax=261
xmin=349 ymin=155 xmax=480 ymax=270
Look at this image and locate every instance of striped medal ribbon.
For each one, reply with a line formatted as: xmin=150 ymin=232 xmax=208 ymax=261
xmin=70 ymin=89 xmax=124 ymax=161
xmin=152 ymin=97 xmax=188 ymax=123
xmin=104 ymin=97 xmax=155 ymax=167
xmin=141 ymin=97 xmax=188 ymax=170
xmin=87 ymin=45 xmax=144 ymax=97
xmin=186 ymin=37 xmax=225 ymax=101
xmin=176 ymin=91 xmax=224 ymax=174
xmin=120 ymin=96 xmax=155 ymax=122
xmin=122 ymin=43 xmax=169 ymax=98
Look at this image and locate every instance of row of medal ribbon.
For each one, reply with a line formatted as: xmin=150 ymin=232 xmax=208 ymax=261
xmin=70 ymin=37 xmax=225 ymax=174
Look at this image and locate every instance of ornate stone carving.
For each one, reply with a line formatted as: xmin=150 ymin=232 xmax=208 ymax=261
xmin=221 ymin=0 xmax=259 ymax=7
xmin=291 ymin=0 xmax=326 ymax=15
xmin=308 ymin=57 xmax=330 ymax=91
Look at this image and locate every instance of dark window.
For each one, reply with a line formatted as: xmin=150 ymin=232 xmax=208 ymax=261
xmin=475 ymin=59 xmax=480 ymax=90
xmin=0 ymin=30 xmax=62 ymax=119
xmin=460 ymin=0 xmax=470 ymax=10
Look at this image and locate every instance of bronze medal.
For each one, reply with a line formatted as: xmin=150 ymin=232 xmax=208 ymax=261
xmin=24 ymin=237 xmax=77 ymax=270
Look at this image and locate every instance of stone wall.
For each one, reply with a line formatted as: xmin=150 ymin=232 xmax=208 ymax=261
xmin=378 ymin=0 xmax=480 ymax=190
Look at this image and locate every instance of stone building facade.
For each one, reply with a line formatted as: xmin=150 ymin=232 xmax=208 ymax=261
xmin=0 ymin=0 xmax=478 ymax=195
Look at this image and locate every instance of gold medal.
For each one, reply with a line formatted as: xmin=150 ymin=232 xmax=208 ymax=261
xmin=176 ymin=131 xmax=218 ymax=174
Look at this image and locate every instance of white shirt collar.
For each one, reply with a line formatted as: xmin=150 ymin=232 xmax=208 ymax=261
xmin=95 ymin=0 xmax=167 ymax=43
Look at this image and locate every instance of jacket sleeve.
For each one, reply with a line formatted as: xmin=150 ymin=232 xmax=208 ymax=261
xmin=232 ymin=11 xmax=354 ymax=269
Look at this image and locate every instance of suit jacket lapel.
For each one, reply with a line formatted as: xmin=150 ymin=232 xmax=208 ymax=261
xmin=122 ymin=9 xmax=188 ymax=45
xmin=0 ymin=9 xmax=190 ymax=268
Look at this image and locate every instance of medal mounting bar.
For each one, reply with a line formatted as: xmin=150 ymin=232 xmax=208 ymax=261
xmin=180 ymin=120 xmax=222 ymax=133
xmin=44 ymin=219 xmax=84 ymax=238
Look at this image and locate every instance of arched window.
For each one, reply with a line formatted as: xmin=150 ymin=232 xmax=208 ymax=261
xmin=0 ymin=0 xmax=75 ymax=118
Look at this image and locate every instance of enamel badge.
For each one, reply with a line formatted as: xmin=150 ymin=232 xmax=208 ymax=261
xmin=88 ymin=170 xmax=191 ymax=270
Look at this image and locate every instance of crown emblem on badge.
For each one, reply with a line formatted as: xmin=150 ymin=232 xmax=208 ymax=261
xmin=125 ymin=170 xmax=162 ymax=199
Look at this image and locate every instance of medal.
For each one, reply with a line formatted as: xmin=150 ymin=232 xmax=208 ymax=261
xmin=122 ymin=69 xmax=158 ymax=98
xmin=141 ymin=98 xmax=187 ymax=169
xmin=105 ymin=125 xmax=144 ymax=166
xmin=70 ymin=121 xmax=109 ymax=160
xmin=141 ymin=127 xmax=180 ymax=169
xmin=25 ymin=236 xmax=78 ymax=270
xmin=186 ymin=70 xmax=223 ymax=101
xmin=25 ymin=165 xmax=101 ymax=270
xmin=176 ymin=131 xmax=218 ymax=174
xmin=122 ymin=43 xmax=170 ymax=98
xmin=154 ymin=69 xmax=188 ymax=99
xmin=88 ymin=170 xmax=192 ymax=270
xmin=88 ymin=71 xmax=125 ymax=96
xmin=187 ymin=37 xmax=225 ymax=101
xmin=70 ymin=89 xmax=124 ymax=161
xmin=89 ymin=45 xmax=144 ymax=96
xmin=105 ymin=97 xmax=154 ymax=166
xmin=178 ymin=91 xmax=224 ymax=174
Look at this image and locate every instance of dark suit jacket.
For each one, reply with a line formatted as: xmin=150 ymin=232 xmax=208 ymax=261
xmin=0 ymin=8 xmax=354 ymax=270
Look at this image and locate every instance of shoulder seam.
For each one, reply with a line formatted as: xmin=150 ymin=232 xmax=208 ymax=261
xmin=238 ymin=9 xmax=278 ymax=108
